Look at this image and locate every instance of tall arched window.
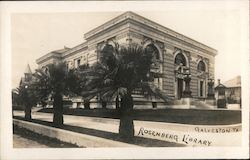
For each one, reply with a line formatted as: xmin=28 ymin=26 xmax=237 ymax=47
xmin=175 ymin=53 xmax=186 ymax=66
xmin=145 ymin=44 xmax=160 ymax=60
xmin=102 ymin=44 xmax=114 ymax=55
xmin=100 ymin=44 xmax=115 ymax=68
xmin=145 ymin=44 xmax=162 ymax=90
xmin=197 ymin=61 xmax=206 ymax=72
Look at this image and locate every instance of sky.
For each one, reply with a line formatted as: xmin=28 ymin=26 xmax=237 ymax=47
xmin=11 ymin=1 xmax=245 ymax=88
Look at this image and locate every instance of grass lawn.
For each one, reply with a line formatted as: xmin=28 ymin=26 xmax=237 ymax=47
xmin=38 ymin=107 xmax=241 ymax=125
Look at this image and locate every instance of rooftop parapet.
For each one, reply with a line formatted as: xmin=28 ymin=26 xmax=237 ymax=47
xmin=84 ymin=11 xmax=217 ymax=56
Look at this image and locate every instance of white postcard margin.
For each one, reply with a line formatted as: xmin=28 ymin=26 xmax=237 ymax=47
xmin=0 ymin=1 xmax=249 ymax=159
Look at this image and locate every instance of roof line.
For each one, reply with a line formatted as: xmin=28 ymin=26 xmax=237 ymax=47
xmin=84 ymin=11 xmax=217 ymax=54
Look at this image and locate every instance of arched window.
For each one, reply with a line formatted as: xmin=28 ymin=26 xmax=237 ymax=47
xmin=197 ymin=61 xmax=206 ymax=72
xmin=145 ymin=44 xmax=160 ymax=60
xmin=101 ymin=44 xmax=114 ymax=60
xmin=102 ymin=44 xmax=114 ymax=55
xmin=101 ymin=44 xmax=115 ymax=67
xmin=175 ymin=53 xmax=186 ymax=66
xmin=145 ymin=44 xmax=162 ymax=89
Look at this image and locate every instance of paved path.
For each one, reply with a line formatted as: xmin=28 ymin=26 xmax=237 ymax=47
xmin=13 ymin=110 xmax=242 ymax=146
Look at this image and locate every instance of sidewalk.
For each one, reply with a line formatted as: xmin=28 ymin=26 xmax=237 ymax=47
xmin=13 ymin=110 xmax=242 ymax=147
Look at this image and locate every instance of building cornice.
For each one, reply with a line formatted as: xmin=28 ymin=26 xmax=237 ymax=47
xmin=128 ymin=26 xmax=215 ymax=58
xmin=62 ymin=42 xmax=88 ymax=58
xmin=36 ymin=52 xmax=62 ymax=64
xmin=84 ymin=11 xmax=217 ymax=55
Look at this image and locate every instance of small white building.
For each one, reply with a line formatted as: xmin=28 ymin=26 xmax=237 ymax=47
xmin=223 ymin=76 xmax=241 ymax=104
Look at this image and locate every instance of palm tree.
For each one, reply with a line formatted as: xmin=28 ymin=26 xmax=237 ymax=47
xmin=32 ymin=62 xmax=79 ymax=126
xmin=12 ymin=84 xmax=39 ymax=120
xmin=81 ymin=43 xmax=170 ymax=139
xmin=73 ymin=64 xmax=91 ymax=109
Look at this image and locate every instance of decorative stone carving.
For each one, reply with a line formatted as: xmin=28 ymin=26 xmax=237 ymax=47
xmin=173 ymin=47 xmax=182 ymax=55
xmin=204 ymin=57 xmax=209 ymax=64
xmin=141 ymin=36 xmax=153 ymax=45
xmin=130 ymin=32 xmax=143 ymax=40
xmin=196 ymin=55 xmax=203 ymax=62
xmin=116 ymin=33 xmax=128 ymax=40
xmin=156 ymin=41 xmax=164 ymax=49
xmin=207 ymin=78 xmax=215 ymax=99
xmin=184 ymin=51 xmax=190 ymax=57
xmin=196 ymin=71 xmax=209 ymax=79
xmin=182 ymin=73 xmax=192 ymax=98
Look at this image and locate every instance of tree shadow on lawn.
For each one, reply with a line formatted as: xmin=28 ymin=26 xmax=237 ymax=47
xmin=14 ymin=116 xmax=184 ymax=147
xmin=38 ymin=108 xmax=241 ymax=125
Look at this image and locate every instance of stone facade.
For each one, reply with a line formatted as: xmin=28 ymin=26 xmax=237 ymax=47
xmin=36 ymin=11 xmax=217 ymax=102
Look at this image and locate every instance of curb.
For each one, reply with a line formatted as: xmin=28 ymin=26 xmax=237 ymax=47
xmin=13 ymin=119 xmax=139 ymax=147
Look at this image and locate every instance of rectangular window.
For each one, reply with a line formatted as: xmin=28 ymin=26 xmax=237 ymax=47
xmin=74 ymin=58 xmax=81 ymax=68
xmin=77 ymin=59 xmax=81 ymax=67
xmin=200 ymin=81 xmax=204 ymax=97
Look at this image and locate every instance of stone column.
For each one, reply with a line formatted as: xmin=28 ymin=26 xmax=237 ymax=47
xmin=205 ymin=78 xmax=216 ymax=107
xmin=207 ymin=78 xmax=215 ymax=99
xmin=182 ymin=74 xmax=192 ymax=98
xmin=181 ymin=72 xmax=192 ymax=108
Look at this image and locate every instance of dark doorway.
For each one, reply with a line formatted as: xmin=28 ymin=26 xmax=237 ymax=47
xmin=177 ymin=78 xmax=183 ymax=99
xmin=200 ymin=81 xmax=204 ymax=97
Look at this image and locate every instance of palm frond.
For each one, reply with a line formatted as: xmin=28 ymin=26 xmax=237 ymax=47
xmin=79 ymin=43 xmax=172 ymax=104
xmin=138 ymin=81 xmax=174 ymax=102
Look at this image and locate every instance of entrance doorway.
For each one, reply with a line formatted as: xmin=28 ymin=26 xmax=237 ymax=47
xmin=177 ymin=78 xmax=183 ymax=99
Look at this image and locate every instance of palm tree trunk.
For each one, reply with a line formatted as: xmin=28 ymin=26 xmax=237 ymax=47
xmin=115 ymin=96 xmax=119 ymax=109
xmin=102 ymin=101 xmax=107 ymax=109
xmin=84 ymin=100 xmax=90 ymax=109
xmin=53 ymin=93 xmax=64 ymax=126
xmin=119 ymin=93 xmax=134 ymax=139
xmin=24 ymin=105 xmax=32 ymax=120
